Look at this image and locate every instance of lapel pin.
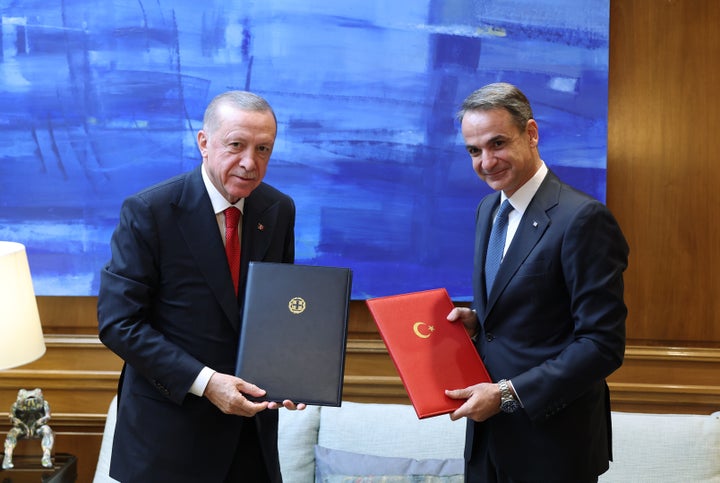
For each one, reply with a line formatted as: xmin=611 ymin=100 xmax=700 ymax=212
xmin=532 ymin=221 xmax=538 ymax=227
xmin=257 ymin=223 xmax=265 ymax=231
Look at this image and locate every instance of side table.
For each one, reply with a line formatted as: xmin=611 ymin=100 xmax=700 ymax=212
xmin=0 ymin=453 xmax=77 ymax=483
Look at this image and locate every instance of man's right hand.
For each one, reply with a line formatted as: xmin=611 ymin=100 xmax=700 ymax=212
xmin=203 ymin=372 xmax=269 ymax=417
xmin=445 ymin=382 xmax=502 ymax=422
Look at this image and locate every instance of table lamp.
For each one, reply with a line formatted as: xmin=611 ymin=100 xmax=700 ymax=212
xmin=0 ymin=241 xmax=46 ymax=371
xmin=0 ymin=241 xmax=53 ymax=470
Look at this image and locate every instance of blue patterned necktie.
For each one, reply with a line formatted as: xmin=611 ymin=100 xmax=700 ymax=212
xmin=485 ymin=200 xmax=513 ymax=297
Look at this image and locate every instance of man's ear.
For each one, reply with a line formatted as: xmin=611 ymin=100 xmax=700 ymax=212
xmin=197 ymin=130 xmax=208 ymax=157
xmin=526 ymin=119 xmax=539 ymax=147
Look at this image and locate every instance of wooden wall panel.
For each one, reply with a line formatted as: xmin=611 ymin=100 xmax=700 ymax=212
xmin=35 ymin=297 xmax=98 ymax=335
xmin=608 ymin=0 xmax=720 ymax=345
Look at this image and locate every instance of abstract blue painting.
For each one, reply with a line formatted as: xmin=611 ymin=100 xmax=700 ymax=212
xmin=0 ymin=0 xmax=609 ymax=299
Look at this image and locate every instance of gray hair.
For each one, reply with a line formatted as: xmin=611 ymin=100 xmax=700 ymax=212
xmin=202 ymin=91 xmax=277 ymax=135
xmin=457 ymin=82 xmax=534 ymax=132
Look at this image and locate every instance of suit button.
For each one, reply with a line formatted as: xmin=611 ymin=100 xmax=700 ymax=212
xmin=486 ymin=333 xmax=495 ymax=341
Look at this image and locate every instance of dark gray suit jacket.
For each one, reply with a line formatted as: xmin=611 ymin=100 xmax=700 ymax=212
xmin=466 ymin=170 xmax=628 ymax=481
xmin=98 ymin=165 xmax=295 ymax=482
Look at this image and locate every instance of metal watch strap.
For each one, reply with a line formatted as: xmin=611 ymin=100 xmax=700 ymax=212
xmin=498 ymin=379 xmax=519 ymax=413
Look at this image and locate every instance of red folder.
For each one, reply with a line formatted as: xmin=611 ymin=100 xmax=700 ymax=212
xmin=366 ymin=288 xmax=492 ymax=419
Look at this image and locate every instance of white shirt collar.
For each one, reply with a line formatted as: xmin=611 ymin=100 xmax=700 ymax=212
xmin=201 ymin=163 xmax=245 ymax=215
xmin=502 ymin=161 xmax=548 ymax=215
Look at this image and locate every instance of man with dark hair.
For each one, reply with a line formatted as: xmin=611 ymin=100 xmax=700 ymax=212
xmin=98 ymin=91 xmax=301 ymax=482
xmin=446 ymin=82 xmax=628 ymax=482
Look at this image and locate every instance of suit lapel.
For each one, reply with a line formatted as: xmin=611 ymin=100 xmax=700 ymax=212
xmin=237 ymin=184 xmax=285 ymax=298
xmin=484 ymin=172 xmax=561 ymax=316
xmin=475 ymin=192 xmax=500 ymax=314
xmin=174 ymin=166 xmax=240 ymax=330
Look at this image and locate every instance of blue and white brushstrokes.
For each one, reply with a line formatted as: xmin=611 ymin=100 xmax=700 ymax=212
xmin=0 ymin=0 xmax=609 ymax=299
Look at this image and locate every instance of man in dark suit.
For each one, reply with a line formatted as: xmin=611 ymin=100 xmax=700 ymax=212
xmin=445 ymin=83 xmax=629 ymax=482
xmin=97 ymin=91 xmax=302 ymax=482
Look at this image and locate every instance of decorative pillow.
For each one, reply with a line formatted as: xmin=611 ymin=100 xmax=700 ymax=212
xmin=314 ymin=445 xmax=464 ymax=483
xmin=317 ymin=402 xmax=465 ymax=460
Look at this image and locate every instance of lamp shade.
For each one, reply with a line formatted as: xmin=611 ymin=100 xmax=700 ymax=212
xmin=0 ymin=241 xmax=46 ymax=370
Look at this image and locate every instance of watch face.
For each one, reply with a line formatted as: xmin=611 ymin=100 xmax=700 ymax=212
xmin=500 ymin=398 xmax=519 ymax=413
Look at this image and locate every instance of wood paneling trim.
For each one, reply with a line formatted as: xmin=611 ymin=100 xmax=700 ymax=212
xmin=349 ymin=340 xmax=720 ymax=361
xmin=345 ymin=340 xmax=720 ymax=413
xmin=348 ymin=339 xmax=392 ymax=353
xmin=349 ymin=340 xmax=720 ymax=363
xmin=0 ymin=370 xmax=119 ymax=389
xmin=0 ymin=413 xmax=107 ymax=431
xmin=609 ymin=383 xmax=720 ymax=414
xmin=44 ymin=334 xmax=105 ymax=346
xmin=624 ymin=346 xmax=720 ymax=362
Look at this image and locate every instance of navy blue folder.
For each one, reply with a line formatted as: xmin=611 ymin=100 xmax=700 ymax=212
xmin=235 ymin=262 xmax=352 ymax=406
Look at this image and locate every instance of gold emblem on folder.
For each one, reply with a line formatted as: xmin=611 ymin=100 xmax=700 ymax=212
xmin=412 ymin=321 xmax=434 ymax=339
xmin=288 ymin=297 xmax=306 ymax=314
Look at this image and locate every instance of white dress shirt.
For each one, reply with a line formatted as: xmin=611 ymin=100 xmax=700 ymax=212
xmin=188 ymin=164 xmax=245 ymax=397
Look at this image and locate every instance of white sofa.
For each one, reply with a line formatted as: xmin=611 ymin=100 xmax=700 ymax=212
xmin=94 ymin=397 xmax=720 ymax=482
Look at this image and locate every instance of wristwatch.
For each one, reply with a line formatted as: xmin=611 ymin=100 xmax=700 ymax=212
xmin=498 ymin=379 xmax=519 ymax=413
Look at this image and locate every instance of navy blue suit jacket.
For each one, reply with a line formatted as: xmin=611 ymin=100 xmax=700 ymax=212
xmin=98 ymin=165 xmax=295 ymax=482
xmin=466 ymin=170 xmax=628 ymax=481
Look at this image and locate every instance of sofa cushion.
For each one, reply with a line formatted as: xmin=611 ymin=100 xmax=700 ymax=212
xmin=278 ymin=405 xmax=322 ymax=482
xmin=314 ymin=445 xmax=464 ymax=482
xmin=600 ymin=410 xmax=720 ymax=483
xmin=317 ymin=401 xmax=465 ymax=460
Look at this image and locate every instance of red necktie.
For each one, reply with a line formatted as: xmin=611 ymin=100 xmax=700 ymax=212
xmin=224 ymin=207 xmax=241 ymax=295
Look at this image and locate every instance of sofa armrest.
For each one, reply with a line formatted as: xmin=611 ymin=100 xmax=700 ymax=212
xmin=600 ymin=411 xmax=720 ymax=483
xmin=93 ymin=396 xmax=119 ymax=483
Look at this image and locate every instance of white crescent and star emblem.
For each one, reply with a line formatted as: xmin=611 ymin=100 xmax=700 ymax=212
xmin=412 ymin=321 xmax=434 ymax=339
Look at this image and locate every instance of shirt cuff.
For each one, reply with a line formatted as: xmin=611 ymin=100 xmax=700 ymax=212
xmin=507 ymin=379 xmax=525 ymax=408
xmin=189 ymin=366 xmax=215 ymax=397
